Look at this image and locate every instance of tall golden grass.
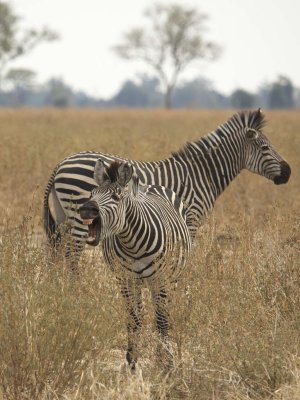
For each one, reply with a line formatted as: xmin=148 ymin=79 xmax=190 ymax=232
xmin=0 ymin=109 xmax=299 ymax=399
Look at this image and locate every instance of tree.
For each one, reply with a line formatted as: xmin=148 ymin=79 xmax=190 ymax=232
xmin=113 ymin=80 xmax=148 ymax=107
xmin=5 ymin=68 xmax=36 ymax=89
xmin=269 ymin=75 xmax=294 ymax=109
xmin=5 ymin=68 xmax=36 ymax=106
xmin=231 ymin=89 xmax=255 ymax=109
xmin=113 ymin=3 xmax=220 ymax=108
xmin=0 ymin=1 xmax=58 ymax=87
xmin=173 ymin=77 xmax=229 ymax=108
xmin=256 ymin=83 xmax=271 ymax=109
xmin=45 ymin=78 xmax=73 ymax=107
xmin=294 ymin=88 xmax=300 ymax=108
xmin=113 ymin=75 xmax=162 ymax=107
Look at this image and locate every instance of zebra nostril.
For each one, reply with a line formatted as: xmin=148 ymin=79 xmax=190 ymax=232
xmin=78 ymin=201 xmax=99 ymax=219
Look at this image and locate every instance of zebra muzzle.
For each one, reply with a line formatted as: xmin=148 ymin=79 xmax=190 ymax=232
xmin=78 ymin=202 xmax=102 ymax=246
xmin=273 ymin=161 xmax=291 ymax=185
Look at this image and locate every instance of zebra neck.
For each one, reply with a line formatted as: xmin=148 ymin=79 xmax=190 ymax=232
xmin=185 ymin=130 xmax=244 ymax=196
xmin=115 ymin=199 xmax=160 ymax=255
xmin=143 ymin=129 xmax=244 ymax=219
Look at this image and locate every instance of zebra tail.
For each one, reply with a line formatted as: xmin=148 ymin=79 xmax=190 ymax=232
xmin=43 ymin=167 xmax=61 ymax=249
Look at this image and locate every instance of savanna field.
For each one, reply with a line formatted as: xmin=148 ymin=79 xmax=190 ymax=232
xmin=0 ymin=109 xmax=299 ymax=399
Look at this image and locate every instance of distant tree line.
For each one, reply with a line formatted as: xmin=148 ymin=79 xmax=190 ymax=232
xmin=0 ymin=72 xmax=299 ymax=109
xmin=1 ymin=1 xmax=298 ymax=110
xmin=231 ymin=76 xmax=296 ymax=109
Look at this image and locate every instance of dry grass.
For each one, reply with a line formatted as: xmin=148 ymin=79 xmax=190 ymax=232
xmin=0 ymin=108 xmax=299 ymax=399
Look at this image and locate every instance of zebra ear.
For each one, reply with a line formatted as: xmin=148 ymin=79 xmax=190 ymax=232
xmin=94 ymin=159 xmax=107 ymax=186
xmin=128 ymin=174 xmax=139 ymax=197
xmin=118 ymin=162 xmax=133 ymax=187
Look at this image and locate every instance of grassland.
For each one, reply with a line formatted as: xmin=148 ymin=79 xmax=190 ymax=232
xmin=0 ymin=109 xmax=299 ymax=399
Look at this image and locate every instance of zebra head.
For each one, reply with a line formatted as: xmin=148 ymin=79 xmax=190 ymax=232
xmin=78 ymin=159 xmax=137 ymax=246
xmin=241 ymin=109 xmax=291 ymax=184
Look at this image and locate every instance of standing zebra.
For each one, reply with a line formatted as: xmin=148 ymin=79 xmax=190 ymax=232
xmin=78 ymin=159 xmax=192 ymax=369
xmin=44 ymin=109 xmax=291 ymax=266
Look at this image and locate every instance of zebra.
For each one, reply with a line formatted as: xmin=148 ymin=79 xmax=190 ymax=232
xmin=43 ymin=109 xmax=291 ymax=266
xmin=78 ymin=159 xmax=192 ymax=369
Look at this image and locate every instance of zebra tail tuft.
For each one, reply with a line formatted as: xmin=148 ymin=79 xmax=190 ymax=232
xmin=43 ymin=168 xmax=61 ymax=250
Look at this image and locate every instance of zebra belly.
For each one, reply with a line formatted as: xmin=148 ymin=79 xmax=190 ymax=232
xmin=103 ymin=248 xmax=163 ymax=279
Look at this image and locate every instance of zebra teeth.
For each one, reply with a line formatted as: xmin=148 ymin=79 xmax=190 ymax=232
xmin=82 ymin=219 xmax=94 ymax=225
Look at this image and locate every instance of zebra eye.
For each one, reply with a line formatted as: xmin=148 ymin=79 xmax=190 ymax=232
xmin=245 ymin=129 xmax=258 ymax=140
xmin=111 ymin=193 xmax=120 ymax=201
xmin=261 ymin=144 xmax=269 ymax=151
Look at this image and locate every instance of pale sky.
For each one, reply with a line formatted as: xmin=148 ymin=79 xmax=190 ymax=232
xmin=11 ymin=0 xmax=300 ymax=99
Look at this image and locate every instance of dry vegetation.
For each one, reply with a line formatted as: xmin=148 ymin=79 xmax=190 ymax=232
xmin=0 ymin=109 xmax=299 ymax=399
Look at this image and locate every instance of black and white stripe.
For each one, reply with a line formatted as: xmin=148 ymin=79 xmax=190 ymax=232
xmin=78 ymin=160 xmax=191 ymax=368
xmin=44 ymin=109 xmax=291 ymax=265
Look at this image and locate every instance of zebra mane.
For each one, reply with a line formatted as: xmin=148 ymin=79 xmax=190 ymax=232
xmin=235 ymin=109 xmax=266 ymax=131
xmin=172 ymin=109 xmax=266 ymax=160
xmin=105 ymin=161 xmax=121 ymax=183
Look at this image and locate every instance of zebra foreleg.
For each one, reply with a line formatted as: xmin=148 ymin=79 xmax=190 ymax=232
xmin=152 ymin=287 xmax=173 ymax=369
xmin=121 ymin=281 xmax=144 ymax=371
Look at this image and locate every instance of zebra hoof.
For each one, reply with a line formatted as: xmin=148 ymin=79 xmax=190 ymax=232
xmin=126 ymin=350 xmax=137 ymax=372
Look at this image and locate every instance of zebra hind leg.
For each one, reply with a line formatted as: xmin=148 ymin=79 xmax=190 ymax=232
xmin=121 ymin=281 xmax=144 ymax=371
xmin=45 ymin=189 xmax=86 ymax=272
xmin=65 ymin=232 xmax=86 ymax=273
